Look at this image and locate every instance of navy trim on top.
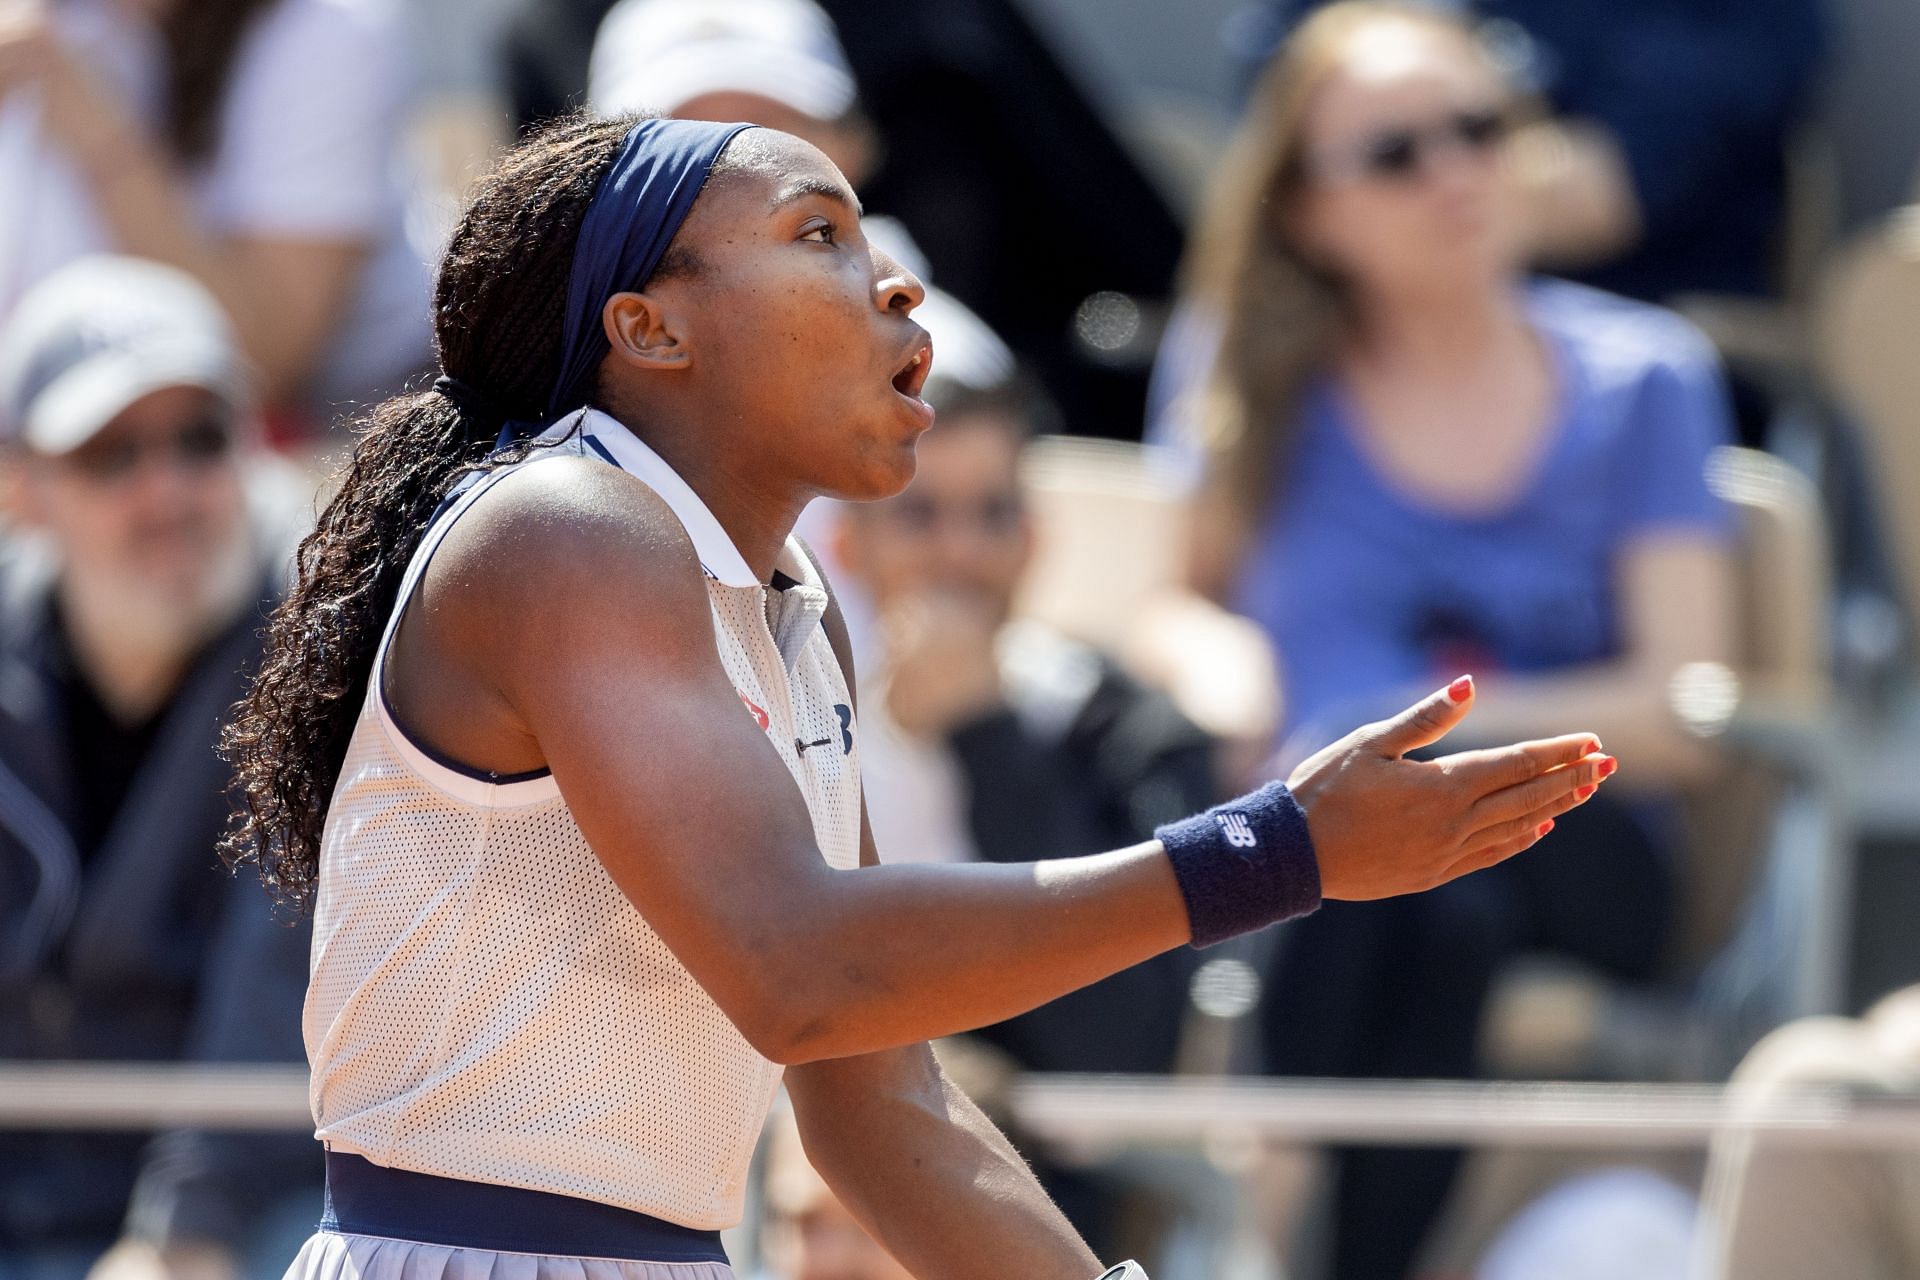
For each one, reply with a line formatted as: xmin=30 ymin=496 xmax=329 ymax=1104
xmin=380 ymin=468 xmax=553 ymax=787
xmin=581 ymin=433 xmax=620 ymax=468
xmin=322 ymin=1151 xmax=728 ymax=1263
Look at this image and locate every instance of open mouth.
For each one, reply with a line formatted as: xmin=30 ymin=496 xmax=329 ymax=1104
xmin=890 ymin=341 xmax=934 ymax=399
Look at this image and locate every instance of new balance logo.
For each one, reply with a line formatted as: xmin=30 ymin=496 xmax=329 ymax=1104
xmin=1215 ymin=812 xmax=1258 ymax=849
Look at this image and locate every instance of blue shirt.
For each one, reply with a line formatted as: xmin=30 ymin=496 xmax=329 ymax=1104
xmin=1231 ymin=280 xmax=1736 ymax=741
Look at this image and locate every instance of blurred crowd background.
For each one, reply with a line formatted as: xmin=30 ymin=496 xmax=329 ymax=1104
xmin=4 ymin=0 xmax=1920 ymax=1277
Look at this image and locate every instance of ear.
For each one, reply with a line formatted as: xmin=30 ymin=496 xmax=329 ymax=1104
xmin=602 ymin=291 xmax=691 ymax=373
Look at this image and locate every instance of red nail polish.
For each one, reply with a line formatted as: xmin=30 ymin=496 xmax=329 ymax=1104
xmin=1600 ymin=757 xmax=1618 ymax=778
xmin=1448 ymin=675 xmax=1473 ymax=702
xmin=1585 ymin=739 xmax=1602 ymax=758
xmin=1537 ymin=820 xmax=1554 ymax=837
xmin=1577 ymin=785 xmax=1596 ymax=800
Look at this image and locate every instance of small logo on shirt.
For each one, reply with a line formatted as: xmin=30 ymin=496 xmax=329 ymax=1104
xmin=1215 ymin=812 xmax=1258 ymax=849
xmin=797 ymin=704 xmax=856 ymax=757
xmin=737 ymin=690 xmax=770 ymax=731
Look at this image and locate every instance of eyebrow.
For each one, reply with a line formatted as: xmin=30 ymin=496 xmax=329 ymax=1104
xmin=768 ymin=177 xmax=864 ymax=218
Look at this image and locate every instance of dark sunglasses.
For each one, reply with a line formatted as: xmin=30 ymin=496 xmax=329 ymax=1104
xmin=1306 ymin=107 xmax=1511 ymax=184
xmin=61 ymin=415 xmax=236 ymax=483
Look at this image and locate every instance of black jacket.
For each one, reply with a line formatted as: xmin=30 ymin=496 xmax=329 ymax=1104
xmin=0 ymin=540 xmax=317 ymax=1250
xmin=944 ymin=629 xmax=1216 ymax=1075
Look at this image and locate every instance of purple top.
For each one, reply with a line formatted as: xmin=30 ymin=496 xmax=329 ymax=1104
xmin=1225 ymin=279 xmax=1736 ymax=742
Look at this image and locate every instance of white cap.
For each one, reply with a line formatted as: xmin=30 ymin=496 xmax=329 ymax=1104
xmin=589 ymin=0 xmax=858 ymax=122
xmin=0 ymin=256 xmax=246 ymax=455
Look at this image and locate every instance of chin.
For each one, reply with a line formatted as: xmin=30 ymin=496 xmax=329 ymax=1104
xmin=831 ymin=439 xmax=921 ymax=505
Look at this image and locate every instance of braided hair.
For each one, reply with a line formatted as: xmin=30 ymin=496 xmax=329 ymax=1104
xmin=222 ymin=114 xmax=635 ymax=908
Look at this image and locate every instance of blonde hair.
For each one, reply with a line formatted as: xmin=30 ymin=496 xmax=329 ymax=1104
xmin=1179 ymin=2 xmax=1508 ymax=535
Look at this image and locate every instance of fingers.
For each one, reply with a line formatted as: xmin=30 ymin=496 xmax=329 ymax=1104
xmin=1434 ymin=827 xmax=1543 ymax=885
xmin=1464 ymin=748 xmax=1615 ymax=827
xmin=1363 ymin=675 xmax=1476 ymax=757
xmin=1439 ymin=732 xmax=1607 ymax=799
xmin=1439 ymin=762 xmax=1617 ymax=886
xmin=1465 ymin=782 xmax=1593 ymax=855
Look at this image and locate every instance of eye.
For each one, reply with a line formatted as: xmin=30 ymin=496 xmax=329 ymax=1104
xmin=799 ymin=219 xmax=838 ymax=245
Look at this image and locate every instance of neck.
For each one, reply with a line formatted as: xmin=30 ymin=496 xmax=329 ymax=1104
xmin=631 ymin=422 xmax=805 ymax=583
xmin=1347 ymin=275 xmax=1525 ymax=371
xmin=57 ymin=581 xmax=197 ymax=723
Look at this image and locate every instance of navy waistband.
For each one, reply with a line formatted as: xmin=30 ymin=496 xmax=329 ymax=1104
xmin=321 ymin=1151 xmax=728 ymax=1263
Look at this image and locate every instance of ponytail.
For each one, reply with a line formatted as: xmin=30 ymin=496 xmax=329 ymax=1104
xmin=222 ymin=114 xmax=636 ymax=907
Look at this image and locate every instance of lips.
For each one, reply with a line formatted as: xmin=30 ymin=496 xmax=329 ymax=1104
xmin=890 ymin=338 xmax=934 ymax=399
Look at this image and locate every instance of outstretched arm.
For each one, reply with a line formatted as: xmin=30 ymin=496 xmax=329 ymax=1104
xmin=425 ymin=460 xmax=1612 ymax=1065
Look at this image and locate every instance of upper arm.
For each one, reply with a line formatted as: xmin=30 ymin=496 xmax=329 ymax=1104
xmin=450 ymin=461 xmax=838 ymax=1056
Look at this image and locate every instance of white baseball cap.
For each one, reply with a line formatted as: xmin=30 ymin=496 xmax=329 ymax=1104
xmin=589 ymin=0 xmax=859 ymax=122
xmin=0 ymin=256 xmax=247 ymax=455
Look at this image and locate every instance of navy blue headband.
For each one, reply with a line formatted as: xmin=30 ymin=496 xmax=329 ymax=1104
xmin=485 ymin=117 xmax=754 ymax=445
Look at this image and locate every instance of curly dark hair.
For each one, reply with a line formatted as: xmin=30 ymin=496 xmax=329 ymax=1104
xmin=221 ymin=113 xmax=639 ymax=908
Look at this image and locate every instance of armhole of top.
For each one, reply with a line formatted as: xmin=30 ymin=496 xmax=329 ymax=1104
xmin=369 ymin=461 xmax=562 ymax=808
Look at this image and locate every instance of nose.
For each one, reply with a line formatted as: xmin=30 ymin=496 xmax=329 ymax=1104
xmin=871 ymin=245 xmax=926 ymax=315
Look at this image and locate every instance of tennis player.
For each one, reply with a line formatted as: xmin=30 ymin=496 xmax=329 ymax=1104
xmin=224 ymin=115 xmax=1614 ymax=1280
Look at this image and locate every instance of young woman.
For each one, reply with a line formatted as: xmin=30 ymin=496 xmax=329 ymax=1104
xmin=224 ymin=113 xmax=1614 ymax=1280
xmin=1149 ymin=4 xmax=1739 ymax=1275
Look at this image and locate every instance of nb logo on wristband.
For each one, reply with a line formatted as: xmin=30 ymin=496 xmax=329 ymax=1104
xmin=1215 ymin=811 xmax=1258 ymax=849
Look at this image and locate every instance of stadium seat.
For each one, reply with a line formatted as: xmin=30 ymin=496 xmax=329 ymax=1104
xmin=1014 ymin=434 xmax=1283 ymax=752
xmin=1816 ymin=208 xmax=1920 ymax=643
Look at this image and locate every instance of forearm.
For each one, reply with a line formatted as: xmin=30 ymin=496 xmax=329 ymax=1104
xmin=774 ymin=843 xmax=1190 ymax=1063
xmin=790 ymin=1046 xmax=1103 ymax=1280
xmin=53 ymin=83 xmax=353 ymax=396
xmin=68 ymin=132 xmax=298 ymax=390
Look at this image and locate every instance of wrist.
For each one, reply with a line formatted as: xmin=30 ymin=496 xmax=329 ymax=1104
xmin=1153 ymin=782 xmax=1320 ymax=947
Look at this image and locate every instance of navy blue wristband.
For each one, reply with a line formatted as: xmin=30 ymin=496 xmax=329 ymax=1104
xmin=1154 ymin=782 xmax=1321 ymax=948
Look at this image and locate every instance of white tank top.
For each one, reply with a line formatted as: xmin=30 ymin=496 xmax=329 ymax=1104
xmin=303 ymin=408 xmax=864 ymax=1229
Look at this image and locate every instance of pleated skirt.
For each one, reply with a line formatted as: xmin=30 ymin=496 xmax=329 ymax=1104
xmin=285 ymin=1232 xmax=735 ymax=1280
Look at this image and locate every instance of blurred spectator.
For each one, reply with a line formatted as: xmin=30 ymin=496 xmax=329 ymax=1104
xmin=0 ymin=257 xmax=316 ymax=1280
xmin=586 ymin=0 xmax=1013 ymax=395
xmin=1152 ymin=5 xmax=1739 ymax=1275
xmin=1476 ymin=1167 xmax=1696 ymax=1280
xmin=0 ymin=0 xmax=432 ymax=427
xmin=1697 ymin=985 xmax=1920 ymax=1280
xmin=758 ymin=1106 xmax=915 ymax=1280
xmin=508 ymin=0 xmax=1184 ymax=439
xmin=1236 ymin=0 xmax=1827 ymax=302
xmin=828 ymin=372 xmax=1209 ymax=1257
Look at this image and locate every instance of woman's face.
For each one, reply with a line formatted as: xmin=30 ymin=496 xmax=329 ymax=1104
xmin=625 ymin=130 xmax=934 ymax=504
xmin=1288 ymin=22 xmax=1519 ymax=301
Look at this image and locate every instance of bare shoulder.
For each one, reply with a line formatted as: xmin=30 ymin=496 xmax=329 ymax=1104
xmin=425 ymin=453 xmax=713 ymax=663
